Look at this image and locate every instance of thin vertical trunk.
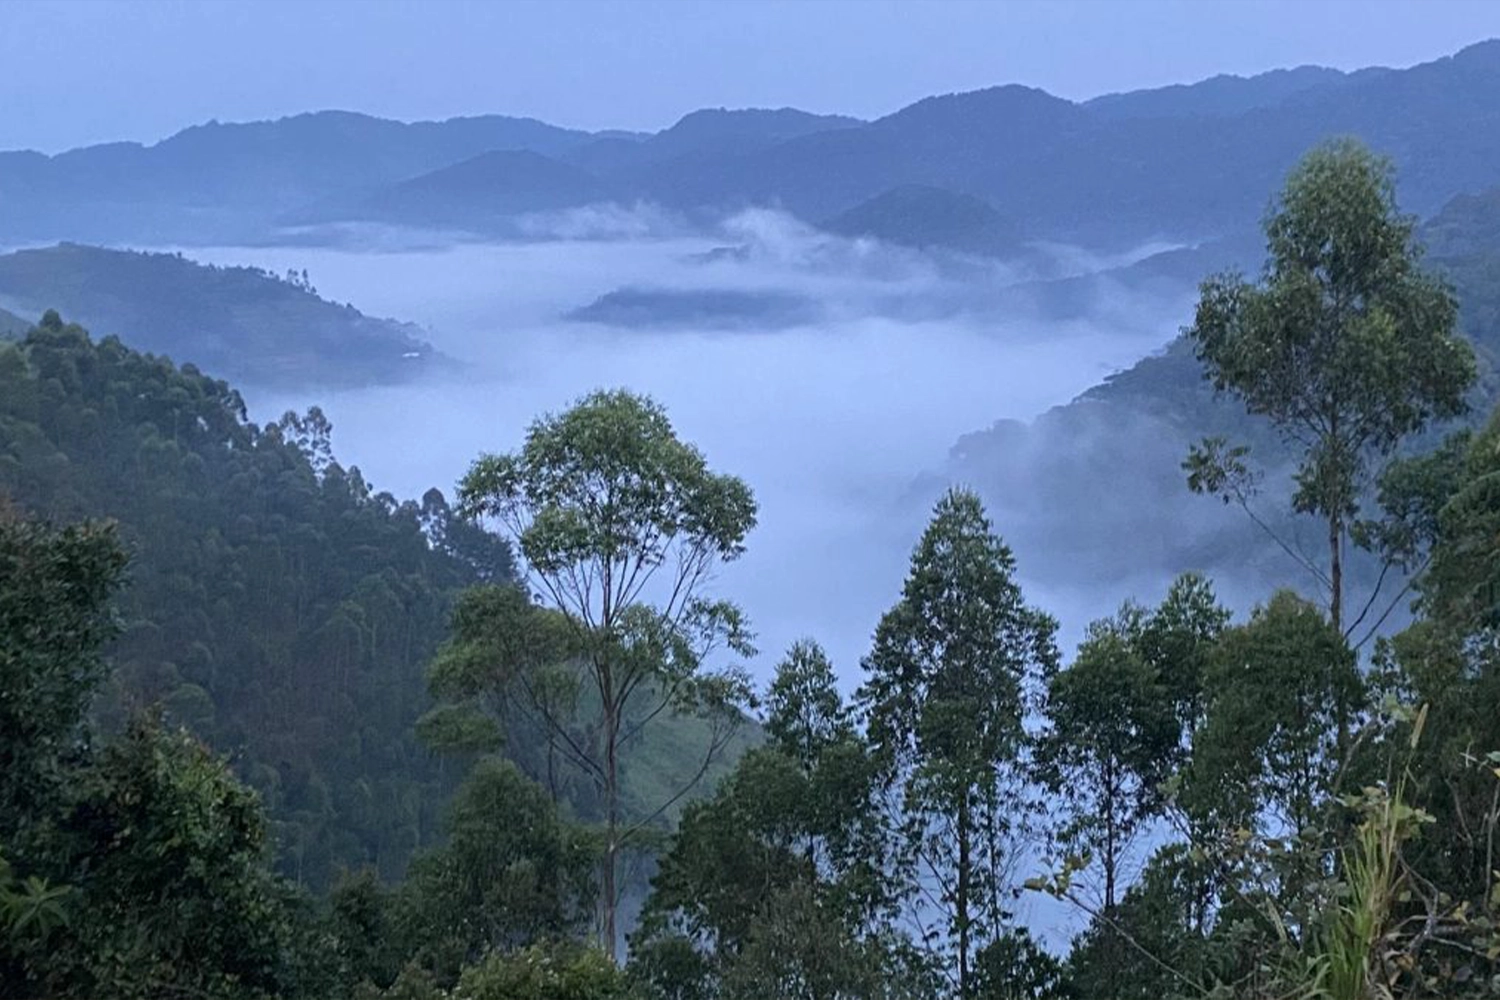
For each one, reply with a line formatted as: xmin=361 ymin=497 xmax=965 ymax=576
xmin=600 ymin=567 xmax=621 ymax=964
xmin=1329 ymin=507 xmax=1352 ymax=757
xmin=1327 ymin=408 xmax=1344 ymax=636
xmin=1104 ymin=821 xmax=1117 ymax=914
xmin=1103 ymin=762 xmax=1119 ymax=914
xmin=1103 ymin=766 xmax=1120 ymax=998
xmin=1329 ymin=511 xmax=1343 ymax=636
xmin=957 ymin=795 xmax=971 ymax=1000
xmin=603 ymin=696 xmax=620 ymax=962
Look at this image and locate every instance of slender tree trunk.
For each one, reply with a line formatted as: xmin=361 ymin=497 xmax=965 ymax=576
xmin=957 ymin=795 xmax=971 ymax=1000
xmin=1103 ymin=769 xmax=1120 ymax=999
xmin=603 ymin=700 xmax=620 ymax=962
xmin=1104 ymin=827 xmax=1117 ymax=914
xmin=1326 ymin=407 xmax=1344 ymax=636
xmin=1329 ymin=511 xmax=1343 ymax=636
xmin=1103 ymin=767 xmax=1118 ymax=914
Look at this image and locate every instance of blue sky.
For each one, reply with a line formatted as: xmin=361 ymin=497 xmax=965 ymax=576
xmin=5 ymin=0 xmax=1500 ymax=152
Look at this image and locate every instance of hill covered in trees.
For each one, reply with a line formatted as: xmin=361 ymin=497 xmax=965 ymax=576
xmin=819 ymin=184 xmax=1028 ymax=259
xmin=0 ymin=311 xmax=499 ymax=886
xmin=0 ymin=314 xmax=752 ymax=892
xmin=0 ymin=244 xmax=446 ymax=387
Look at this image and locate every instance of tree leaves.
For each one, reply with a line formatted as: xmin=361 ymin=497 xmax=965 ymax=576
xmin=1184 ymin=139 xmax=1478 ymax=632
xmin=859 ymin=488 xmax=1058 ymax=998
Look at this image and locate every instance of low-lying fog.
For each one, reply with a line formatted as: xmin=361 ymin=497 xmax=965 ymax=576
xmin=172 ymin=214 xmax=1198 ymax=697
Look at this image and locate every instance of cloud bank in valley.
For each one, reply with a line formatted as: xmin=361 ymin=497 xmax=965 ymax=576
xmin=172 ymin=214 xmax=1206 ymax=697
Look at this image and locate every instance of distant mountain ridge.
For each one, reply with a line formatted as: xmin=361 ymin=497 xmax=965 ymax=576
xmin=1082 ymin=64 xmax=1384 ymax=120
xmin=5 ymin=40 xmax=1500 ymax=252
xmin=0 ymin=111 xmax=603 ymax=243
xmin=639 ymin=40 xmax=1500 ymax=247
xmin=323 ymin=149 xmax=619 ymax=233
xmin=627 ymin=107 xmax=864 ymax=162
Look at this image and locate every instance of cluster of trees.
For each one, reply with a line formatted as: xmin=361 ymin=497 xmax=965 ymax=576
xmin=0 ymin=503 xmax=592 ymax=997
xmin=5 ymin=139 xmax=1500 ymax=1000
xmin=0 ymin=312 xmax=511 ymax=888
xmin=0 ymin=310 xmax=752 ymax=901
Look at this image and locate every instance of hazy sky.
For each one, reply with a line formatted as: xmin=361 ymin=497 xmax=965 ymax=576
xmin=5 ymin=0 xmax=1500 ymax=152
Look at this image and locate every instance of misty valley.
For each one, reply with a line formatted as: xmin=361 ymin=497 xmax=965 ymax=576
xmin=6 ymin=24 xmax=1500 ymax=1000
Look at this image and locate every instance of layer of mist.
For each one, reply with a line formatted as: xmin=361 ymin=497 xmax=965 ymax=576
xmin=168 ymin=214 xmax=1199 ymax=696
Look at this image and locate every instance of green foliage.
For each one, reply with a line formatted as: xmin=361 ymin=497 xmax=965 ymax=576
xmin=0 ymin=504 xmax=127 ymax=838
xmin=1035 ymin=609 xmax=1181 ymax=911
xmin=633 ymin=641 xmax=902 ymax=1000
xmin=1031 ymin=577 xmax=1229 ymax=994
xmin=0 ymin=850 xmax=71 ymax=939
xmin=0 ymin=504 xmax=319 ymax=999
xmin=457 ymin=389 xmax=756 ymax=577
xmin=454 ymin=388 xmax=758 ymax=954
xmin=1062 ymin=845 xmax=1213 ymax=1000
xmin=1367 ymin=405 xmax=1500 ymax=912
xmin=715 ymin=882 xmax=916 ymax=1000
xmin=299 ymin=759 xmax=598 ymax=999
xmin=860 ymin=487 xmax=1058 ymax=999
xmin=973 ymin=928 xmax=1073 ymax=1000
xmin=41 ymin=715 xmax=297 ymax=999
xmin=395 ymin=757 xmax=595 ymax=981
xmin=1136 ymin=573 xmax=1235 ymax=742
xmin=321 ymin=869 xmax=408 ymax=996
xmin=1186 ymin=591 xmax=1363 ymax=837
xmin=1185 ymin=139 xmax=1478 ymax=631
xmin=0 ymin=846 xmax=74 ymax=991
xmin=451 ymin=943 xmax=635 ymax=1000
xmin=1420 ymin=408 xmax=1500 ymax=633
xmin=424 ymin=583 xmax=760 ymax=877
xmin=0 ymin=314 xmax=511 ymax=888
xmin=1354 ymin=429 xmax=1473 ymax=576
xmin=765 ymin=639 xmax=854 ymax=766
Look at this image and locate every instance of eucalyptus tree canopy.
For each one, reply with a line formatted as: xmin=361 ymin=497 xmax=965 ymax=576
xmin=1185 ymin=138 xmax=1476 ymax=634
xmin=454 ymin=388 xmax=757 ymax=958
xmin=859 ymin=487 xmax=1057 ymax=1000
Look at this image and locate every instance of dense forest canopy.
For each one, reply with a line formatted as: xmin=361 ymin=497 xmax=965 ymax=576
xmin=0 ymin=310 xmax=498 ymax=887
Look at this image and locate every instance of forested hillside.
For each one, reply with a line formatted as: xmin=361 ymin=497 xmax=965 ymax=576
xmin=0 ymin=316 xmax=752 ymax=892
xmin=0 ymin=312 xmax=500 ymax=885
xmin=0 ymin=244 xmax=445 ymax=387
